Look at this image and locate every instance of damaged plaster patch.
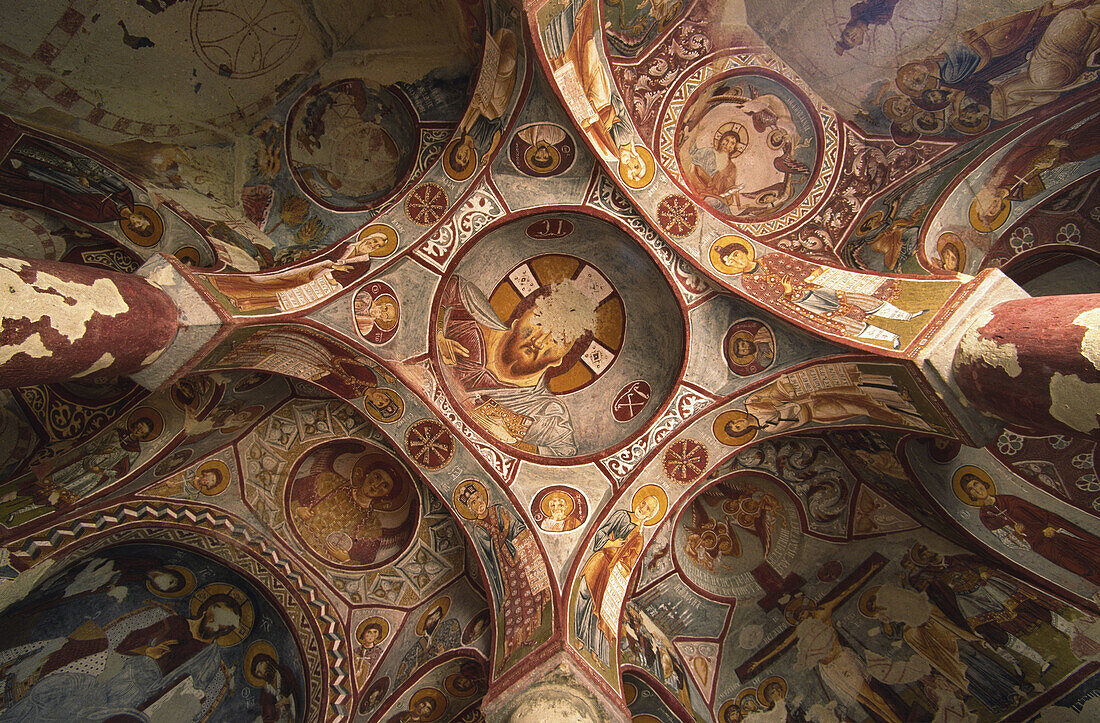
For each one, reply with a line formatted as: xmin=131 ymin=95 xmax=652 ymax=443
xmin=0 ymin=264 xmax=129 ymax=365
xmin=73 ymin=352 xmax=115 ymax=378
xmin=957 ymin=309 xmax=1021 ymax=377
xmin=1075 ymin=308 xmax=1100 ymax=371
xmin=1049 ymin=372 xmax=1100 ymax=433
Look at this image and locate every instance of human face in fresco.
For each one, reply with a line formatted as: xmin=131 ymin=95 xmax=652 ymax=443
xmin=501 ymin=307 xmax=572 ymax=377
xmin=963 ymin=474 xmax=992 ymax=503
xmin=358 ymin=468 xmax=394 ymax=499
xmin=721 ymin=247 xmax=749 ymax=270
xmin=469 ymin=488 xmax=488 ymax=518
xmin=547 ymin=495 xmax=569 ymax=521
xmin=635 ymin=495 xmax=659 ymax=522
xmin=370 ymin=298 xmax=397 ymax=327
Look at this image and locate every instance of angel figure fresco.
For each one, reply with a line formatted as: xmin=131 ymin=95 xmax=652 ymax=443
xmin=208 ymin=225 xmax=396 ymax=313
xmin=454 ymin=479 xmax=549 ymax=663
xmin=683 ymin=480 xmax=785 ymax=572
xmin=436 ymin=270 xmax=614 ymax=457
xmin=289 ymin=444 xmax=416 ymax=567
xmin=0 ymin=582 xmax=251 ymax=722
xmin=712 ymin=237 xmax=928 ymax=348
xmin=575 ymin=485 xmax=667 ymax=667
xmin=542 ymin=0 xmax=648 ymax=182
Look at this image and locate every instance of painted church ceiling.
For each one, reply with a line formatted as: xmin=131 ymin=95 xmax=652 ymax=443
xmin=0 ymin=0 xmax=1098 ymax=722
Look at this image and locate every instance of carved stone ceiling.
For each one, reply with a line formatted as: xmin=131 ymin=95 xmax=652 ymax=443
xmin=0 ymin=1 xmax=1098 ymax=722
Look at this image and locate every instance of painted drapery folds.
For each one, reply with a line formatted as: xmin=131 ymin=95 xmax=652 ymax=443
xmin=0 ymin=0 xmax=1099 ymax=720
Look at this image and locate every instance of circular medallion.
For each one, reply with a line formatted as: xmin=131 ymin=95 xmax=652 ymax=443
xmin=673 ymin=474 xmax=801 ymax=600
xmin=353 ymin=281 xmax=400 ymax=344
xmin=287 ymin=80 xmax=417 ymax=211
xmin=405 ymin=182 xmax=449 ymax=225
xmin=405 ymin=419 xmax=455 ymax=469
xmin=190 ymin=0 xmax=303 ymax=79
xmin=663 ymin=438 xmax=709 ymax=484
xmin=431 ymin=213 xmax=685 ymax=461
xmin=612 ymin=380 xmax=652 ymax=423
xmin=284 ymin=440 xmax=419 ymax=569
xmin=531 ymin=485 xmax=588 ymax=533
xmin=723 ymin=320 xmax=776 ymax=376
xmin=714 ymin=410 xmax=760 ymax=447
xmin=675 ymin=70 xmax=822 ymax=223
xmin=618 ymin=145 xmax=656 ymax=189
xmin=657 ymin=194 xmax=699 ymax=238
xmin=509 ymin=123 xmax=575 ymax=177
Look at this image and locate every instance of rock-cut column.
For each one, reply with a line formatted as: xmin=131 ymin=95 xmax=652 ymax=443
xmin=0 ymin=255 xmax=179 ymax=388
xmin=953 ymin=294 xmax=1100 ymax=440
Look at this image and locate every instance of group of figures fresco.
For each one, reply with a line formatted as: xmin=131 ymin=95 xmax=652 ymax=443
xmin=0 ymin=543 xmax=303 ymax=723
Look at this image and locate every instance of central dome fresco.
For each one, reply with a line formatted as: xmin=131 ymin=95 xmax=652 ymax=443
xmin=431 ymin=212 xmax=686 ymax=461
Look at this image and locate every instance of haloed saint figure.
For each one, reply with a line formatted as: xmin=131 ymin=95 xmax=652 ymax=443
xmin=435 ymin=256 xmax=623 ymax=458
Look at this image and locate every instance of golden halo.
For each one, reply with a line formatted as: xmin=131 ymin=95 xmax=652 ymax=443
xmin=408 ymin=687 xmax=448 ymax=722
xmin=623 ymin=681 xmax=638 ymax=706
xmin=727 ymin=330 xmax=757 ymax=365
xmin=858 ymin=210 xmax=886 ymax=235
xmin=718 ymin=700 xmax=741 ymax=723
xmin=758 ymin=676 xmax=788 ymax=704
xmin=617 ymin=145 xmax=655 ymax=189
xmin=912 ymin=110 xmax=945 ymax=135
xmin=524 ymin=142 xmax=561 ymax=173
xmin=356 ymin=616 xmax=390 ymax=643
xmin=243 ymin=640 xmax=279 ymax=688
xmin=709 ymin=235 xmax=756 ymax=275
xmin=350 ymin=451 xmax=412 ymax=512
xmin=443 ymin=136 xmax=477 ymax=181
xmin=363 ymin=387 xmax=405 ymax=423
xmin=357 ymin=224 xmax=398 ymax=258
xmin=370 ymin=294 xmax=399 ymax=331
xmin=193 ymin=459 xmax=231 ymax=496
xmin=416 ymin=598 xmax=452 ymax=636
xmin=120 ymin=204 xmax=163 ymax=247
xmin=487 ymin=255 xmax=623 ymax=396
xmin=936 ymin=232 xmax=966 ymax=272
xmin=127 ymin=407 xmax=164 ymax=441
xmin=145 ymin=564 xmax=196 ymax=599
xmin=631 ymin=483 xmax=668 ymax=526
xmin=713 ymin=121 xmax=748 ymax=158
xmin=857 ymin=585 xmax=882 ymax=617
xmin=189 ymin=582 xmax=254 ymax=647
xmin=540 ymin=489 xmax=575 ymax=518
xmin=952 ymin=465 xmax=996 ymax=506
xmin=736 ymin=690 xmax=761 ymax=710
xmin=713 ymin=410 xmax=759 ymax=447
xmin=174 ymin=246 xmax=202 ymax=266
xmin=452 ymin=479 xmax=486 ymax=521
xmin=969 ymin=197 xmax=1010 ymax=233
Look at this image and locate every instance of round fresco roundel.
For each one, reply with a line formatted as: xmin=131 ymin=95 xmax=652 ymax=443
xmin=672 ymin=474 xmax=802 ymax=601
xmin=675 ymin=70 xmax=822 ymax=223
xmin=431 ymin=212 xmax=685 ymax=461
xmin=284 ymin=439 xmax=420 ymax=569
xmin=0 ymin=541 xmax=306 ymax=722
xmin=287 ymin=79 xmax=418 ymax=211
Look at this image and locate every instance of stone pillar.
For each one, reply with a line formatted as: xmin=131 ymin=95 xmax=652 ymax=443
xmin=0 ymin=255 xmax=179 ymax=388
xmin=953 ymin=294 xmax=1100 ymax=440
xmin=481 ymin=652 xmax=630 ymax=722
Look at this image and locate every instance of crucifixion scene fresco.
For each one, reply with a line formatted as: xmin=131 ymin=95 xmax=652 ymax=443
xmin=0 ymin=1 xmax=1098 ymax=721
